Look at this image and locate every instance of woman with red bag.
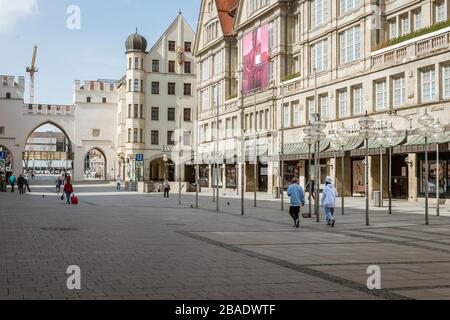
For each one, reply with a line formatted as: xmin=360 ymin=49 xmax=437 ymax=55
xmin=63 ymin=181 xmax=74 ymax=204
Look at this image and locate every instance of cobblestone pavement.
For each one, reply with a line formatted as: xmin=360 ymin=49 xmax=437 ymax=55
xmin=1 ymin=184 xmax=450 ymax=300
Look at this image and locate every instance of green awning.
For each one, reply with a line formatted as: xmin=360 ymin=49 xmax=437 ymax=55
xmin=403 ymin=132 xmax=450 ymax=145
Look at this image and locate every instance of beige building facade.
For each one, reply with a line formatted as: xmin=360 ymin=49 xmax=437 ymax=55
xmin=195 ymin=0 xmax=450 ymax=202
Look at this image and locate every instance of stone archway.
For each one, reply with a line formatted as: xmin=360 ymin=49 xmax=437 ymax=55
xmin=23 ymin=122 xmax=73 ymax=178
xmin=148 ymin=156 xmax=175 ymax=182
xmin=84 ymin=148 xmax=107 ymax=180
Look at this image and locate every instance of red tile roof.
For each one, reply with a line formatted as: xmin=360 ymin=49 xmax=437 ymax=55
xmin=215 ymin=0 xmax=238 ymax=35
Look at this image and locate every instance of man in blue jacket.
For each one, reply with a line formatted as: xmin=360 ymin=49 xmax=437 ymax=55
xmin=287 ymin=178 xmax=305 ymax=228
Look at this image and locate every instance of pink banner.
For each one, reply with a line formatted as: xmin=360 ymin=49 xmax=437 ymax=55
xmin=243 ymin=24 xmax=269 ymax=93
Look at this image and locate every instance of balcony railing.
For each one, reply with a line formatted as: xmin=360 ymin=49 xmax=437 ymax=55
xmin=372 ymin=26 xmax=450 ymax=68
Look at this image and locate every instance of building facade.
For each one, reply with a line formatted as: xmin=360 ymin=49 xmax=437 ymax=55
xmin=195 ymin=0 xmax=450 ymax=202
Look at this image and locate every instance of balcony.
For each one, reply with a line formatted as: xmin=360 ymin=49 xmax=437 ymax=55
xmin=371 ymin=26 xmax=450 ymax=68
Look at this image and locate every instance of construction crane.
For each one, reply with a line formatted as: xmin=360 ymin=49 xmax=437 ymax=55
xmin=26 ymin=45 xmax=38 ymax=104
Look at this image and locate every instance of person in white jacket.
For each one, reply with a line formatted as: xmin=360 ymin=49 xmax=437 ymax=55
xmin=321 ymin=178 xmax=338 ymax=227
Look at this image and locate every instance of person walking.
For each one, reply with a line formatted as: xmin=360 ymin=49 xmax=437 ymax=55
xmin=163 ymin=180 xmax=170 ymax=200
xmin=9 ymin=173 xmax=16 ymax=193
xmin=55 ymin=177 xmax=63 ymax=195
xmin=116 ymin=175 xmax=122 ymax=191
xmin=287 ymin=178 xmax=305 ymax=228
xmin=305 ymin=178 xmax=316 ymax=200
xmin=24 ymin=175 xmax=31 ymax=193
xmin=17 ymin=174 xmax=25 ymax=195
xmin=321 ymin=178 xmax=338 ymax=227
xmin=63 ymin=180 xmax=74 ymax=204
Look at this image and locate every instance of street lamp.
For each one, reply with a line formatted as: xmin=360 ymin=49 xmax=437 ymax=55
xmin=303 ymin=132 xmax=314 ymax=218
xmin=417 ymin=109 xmax=435 ymax=225
xmin=432 ymin=118 xmax=446 ymax=217
xmin=383 ymin=123 xmax=400 ymax=215
xmin=358 ymin=111 xmax=376 ymax=226
xmin=311 ymin=116 xmax=327 ymax=223
xmin=332 ymin=124 xmax=349 ymax=216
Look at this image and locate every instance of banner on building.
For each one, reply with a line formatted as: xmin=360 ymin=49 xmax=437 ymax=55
xmin=243 ymin=24 xmax=269 ymax=93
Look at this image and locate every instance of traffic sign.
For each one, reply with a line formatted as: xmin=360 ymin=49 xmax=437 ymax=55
xmin=0 ymin=151 xmax=6 ymax=159
xmin=0 ymin=159 xmax=5 ymax=167
xmin=136 ymin=154 xmax=144 ymax=162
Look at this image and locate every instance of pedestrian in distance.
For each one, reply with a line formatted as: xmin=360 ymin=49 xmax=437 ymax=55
xmin=287 ymin=178 xmax=305 ymax=228
xmin=55 ymin=177 xmax=62 ymax=195
xmin=116 ymin=175 xmax=122 ymax=191
xmin=24 ymin=175 xmax=31 ymax=193
xmin=163 ymin=180 xmax=171 ymax=200
xmin=63 ymin=180 xmax=74 ymax=204
xmin=17 ymin=174 xmax=25 ymax=195
xmin=9 ymin=174 xmax=16 ymax=193
xmin=305 ymin=178 xmax=316 ymax=200
xmin=321 ymin=178 xmax=338 ymax=228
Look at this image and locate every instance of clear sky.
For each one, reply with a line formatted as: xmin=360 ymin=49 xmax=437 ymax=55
xmin=0 ymin=0 xmax=200 ymax=105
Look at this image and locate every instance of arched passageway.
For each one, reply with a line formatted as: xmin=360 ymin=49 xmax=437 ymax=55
xmin=84 ymin=148 xmax=107 ymax=180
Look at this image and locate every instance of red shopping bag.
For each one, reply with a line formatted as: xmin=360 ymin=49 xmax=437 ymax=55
xmin=71 ymin=194 xmax=79 ymax=205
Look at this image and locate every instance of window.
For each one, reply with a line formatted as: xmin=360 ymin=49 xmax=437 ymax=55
xmin=340 ymin=25 xmax=361 ymax=64
xmin=128 ymin=79 xmax=132 ymax=91
xmin=413 ymin=10 xmax=423 ymax=31
xmin=0 ymin=126 xmax=5 ymax=135
xmin=168 ymin=108 xmax=176 ymax=121
xmin=293 ymin=14 xmax=300 ymax=43
xmin=201 ymin=58 xmax=210 ymax=82
xmin=338 ymin=90 xmax=348 ymax=118
xmin=127 ymin=129 xmax=132 ymax=143
xmin=307 ymin=97 xmax=316 ymax=122
xmin=443 ymin=64 xmax=450 ymax=99
xmin=140 ymin=104 xmax=144 ymax=118
xmin=436 ymin=1 xmax=447 ymax=23
xmin=134 ymin=104 xmax=139 ymax=118
xmin=102 ymin=97 xmax=107 ymax=103
xmin=352 ymin=85 xmax=363 ymax=115
xmin=168 ymin=61 xmax=175 ymax=73
xmin=184 ymin=83 xmax=192 ymax=96
xmin=375 ymin=79 xmax=388 ymax=111
xmin=214 ymin=50 xmax=223 ymax=76
xmin=311 ymin=0 xmax=328 ymax=28
xmin=185 ymin=42 xmax=192 ymax=52
xmin=152 ymin=60 xmax=160 ymax=72
xmin=184 ymin=108 xmax=191 ymax=122
xmin=151 ymin=82 xmax=160 ymax=94
xmin=269 ymin=20 xmax=277 ymax=50
xmin=400 ymin=15 xmax=409 ymax=36
xmin=201 ymin=89 xmax=210 ymax=110
xmin=5 ymin=92 xmax=11 ymax=99
xmin=151 ymin=107 xmax=159 ymax=121
xmin=168 ymin=82 xmax=176 ymax=95
xmin=169 ymin=41 xmax=176 ymax=51
xmin=167 ymin=131 xmax=175 ymax=145
xmin=311 ymin=39 xmax=328 ymax=72
xmin=389 ymin=19 xmax=397 ymax=39
xmin=134 ymin=79 xmax=139 ymax=92
xmin=392 ymin=75 xmax=406 ymax=108
xmin=292 ymin=101 xmax=300 ymax=126
xmin=128 ymin=104 xmax=132 ymax=118
xmin=283 ymin=103 xmax=290 ymax=128
xmin=213 ymin=84 xmax=222 ymax=107
xmin=184 ymin=61 xmax=191 ymax=74
xmin=134 ymin=57 xmax=139 ymax=69
xmin=340 ymin=0 xmax=361 ymax=16
xmin=141 ymin=58 xmax=144 ymax=70
xmin=141 ymin=80 xmax=144 ymax=92
xmin=151 ymin=131 xmax=159 ymax=145
xmin=140 ymin=129 xmax=144 ymax=143
xmin=269 ymin=60 xmax=276 ymax=81
xmin=421 ymin=67 xmax=436 ymax=102
xmin=129 ymin=58 xmax=132 ymax=69
xmin=319 ymin=94 xmax=328 ymax=120
xmin=133 ymin=129 xmax=138 ymax=143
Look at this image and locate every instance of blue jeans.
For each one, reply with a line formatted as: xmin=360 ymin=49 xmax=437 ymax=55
xmin=66 ymin=192 xmax=72 ymax=204
xmin=324 ymin=207 xmax=335 ymax=222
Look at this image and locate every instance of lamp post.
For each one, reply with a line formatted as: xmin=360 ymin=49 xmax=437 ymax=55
xmin=333 ymin=124 xmax=349 ymax=216
xmin=358 ymin=112 xmax=376 ymax=226
xmin=432 ymin=119 xmax=446 ymax=217
xmin=417 ymin=109 xmax=435 ymax=225
xmin=311 ymin=117 xmax=326 ymax=222
xmin=383 ymin=123 xmax=399 ymax=215
xmin=303 ymin=132 xmax=314 ymax=217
